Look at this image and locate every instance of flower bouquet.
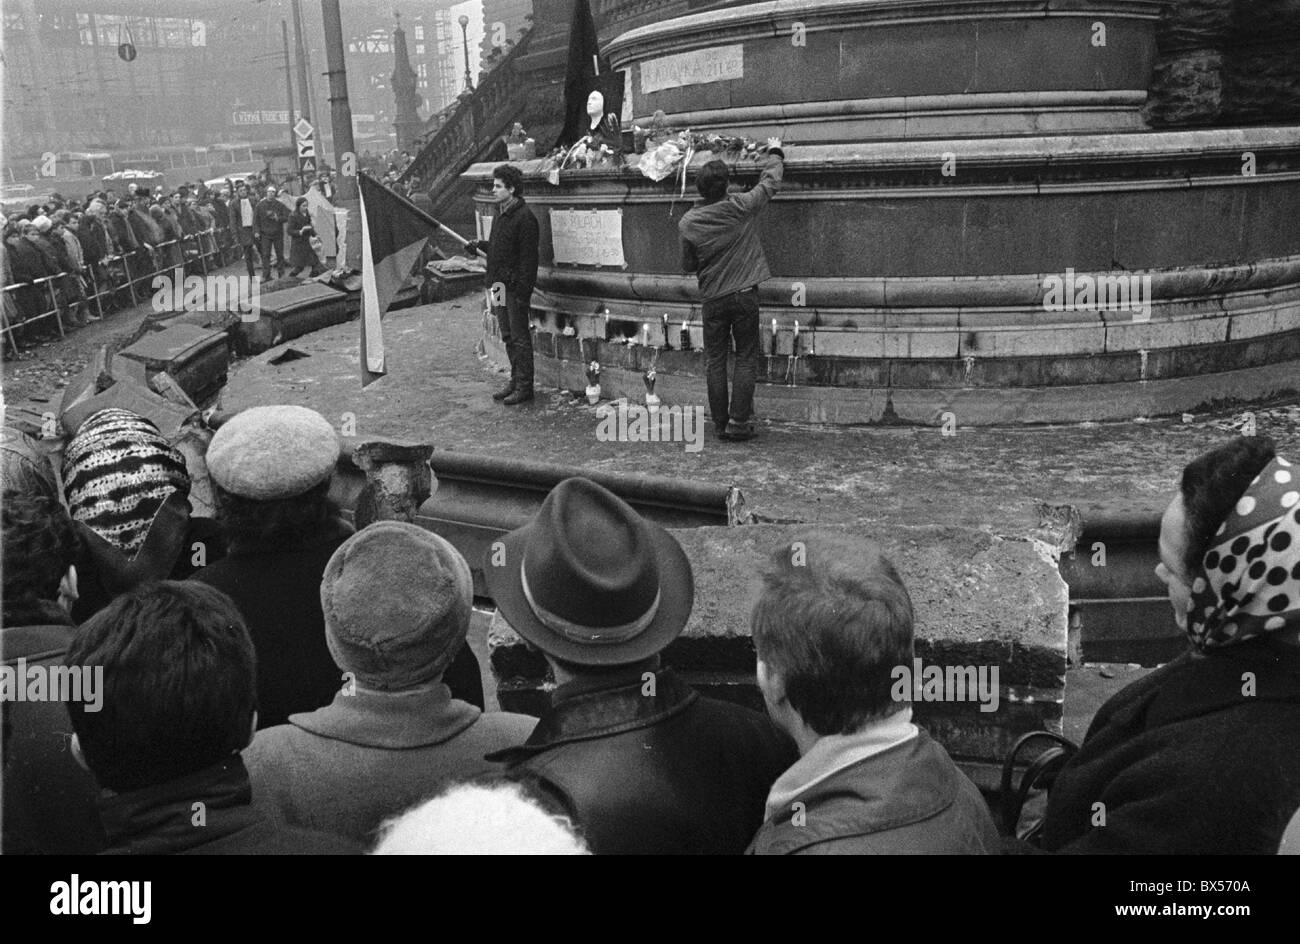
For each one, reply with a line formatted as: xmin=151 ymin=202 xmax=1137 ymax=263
xmin=585 ymin=360 xmax=602 ymax=405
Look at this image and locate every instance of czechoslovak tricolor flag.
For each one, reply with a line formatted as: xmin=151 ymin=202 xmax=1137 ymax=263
xmin=358 ymin=173 xmax=433 ymax=387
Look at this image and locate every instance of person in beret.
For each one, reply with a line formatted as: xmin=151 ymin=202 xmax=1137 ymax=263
xmin=484 ymin=476 xmax=797 ymax=854
xmin=243 ymin=522 xmax=534 ymax=845
xmin=193 ymin=406 xmax=483 ymax=728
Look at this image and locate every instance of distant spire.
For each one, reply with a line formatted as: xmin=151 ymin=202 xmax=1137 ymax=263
xmin=391 ymin=13 xmax=422 ymax=151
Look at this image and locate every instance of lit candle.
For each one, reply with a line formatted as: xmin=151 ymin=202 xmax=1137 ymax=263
xmin=771 ymin=318 xmax=777 ymax=336
xmin=643 ymin=324 xmax=650 ymax=345
xmin=794 ymin=320 xmax=800 ymax=337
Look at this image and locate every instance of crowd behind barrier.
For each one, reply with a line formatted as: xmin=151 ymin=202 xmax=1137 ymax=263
xmin=0 ymin=169 xmax=341 ymax=355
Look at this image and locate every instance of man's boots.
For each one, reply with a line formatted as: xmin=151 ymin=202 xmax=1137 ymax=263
xmin=492 ymin=380 xmax=516 ymax=401
xmin=503 ymin=385 xmax=533 ymax=405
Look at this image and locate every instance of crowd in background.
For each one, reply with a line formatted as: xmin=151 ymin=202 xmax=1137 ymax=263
xmin=1 ymin=171 xmax=339 ymax=351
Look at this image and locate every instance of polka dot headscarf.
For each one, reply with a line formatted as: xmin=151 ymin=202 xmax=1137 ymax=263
xmin=1188 ymin=456 xmax=1300 ymax=651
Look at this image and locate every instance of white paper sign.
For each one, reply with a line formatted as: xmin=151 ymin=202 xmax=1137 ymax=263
xmin=622 ymin=69 xmax=634 ymax=125
xmin=640 ymin=45 xmax=744 ymax=94
xmin=550 ymin=208 xmax=626 ymax=268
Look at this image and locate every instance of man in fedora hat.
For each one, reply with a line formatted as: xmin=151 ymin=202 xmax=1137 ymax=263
xmin=484 ymin=476 xmax=796 ymax=854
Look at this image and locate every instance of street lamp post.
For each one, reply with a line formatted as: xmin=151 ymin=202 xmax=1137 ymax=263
xmin=458 ymin=14 xmax=474 ymax=92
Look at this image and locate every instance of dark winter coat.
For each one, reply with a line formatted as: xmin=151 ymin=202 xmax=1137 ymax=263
xmin=127 ymin=206 xmax=163 ymax=249
xmin=287 ymin=208 xmax=317 ymax=271
xmin=76 ymin=216 xmax=111 ymax=266
xmin=490 ymin=666 xmax=797 ymax=854
xmin=1 ymin=604 xmax=108 ymax=854
xmin=254 ymin=197 xmax=289 ymax=237
xmin=97 ymin=755 xmax=359 ymax=855
xmin=191 ymin=516 xmax=356 ymax=730
xmin=478 ymin=197 xmax=539 ymax=300
xmin=191 ymin=515 xmax=484 ymax=728
xmin=106 ymin=209 xmax=137 ymax=256
xmin=1040 ymin=638 xmax=1300 ymax=854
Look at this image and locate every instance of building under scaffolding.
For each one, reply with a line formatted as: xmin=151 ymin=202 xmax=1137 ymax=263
xmin=1 ymin=0 xmax=531 ymax=169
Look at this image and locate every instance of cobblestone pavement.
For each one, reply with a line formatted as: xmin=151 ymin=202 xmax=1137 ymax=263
xmin=220 ymin=293 xmax=1300 ymax=536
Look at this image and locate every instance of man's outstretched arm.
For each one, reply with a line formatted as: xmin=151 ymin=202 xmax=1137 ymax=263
xmin=734 ymin=138 xmax=786 ymax=215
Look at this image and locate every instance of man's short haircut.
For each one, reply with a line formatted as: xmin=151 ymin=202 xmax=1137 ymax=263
xmin=751 ymin=533 xmax=915 ymax=736
xmin=65 ymin=581 xmax=257 ymax=791
xmin=1179 ymin=435 xmax=1278 ymax=576
xmin=1 ymin=491 xmax=78 ymax=611
xmin=493 ymin=164 xmax=524 ymax=197
xmin=696 ymin=160 xmax=729 ymax=201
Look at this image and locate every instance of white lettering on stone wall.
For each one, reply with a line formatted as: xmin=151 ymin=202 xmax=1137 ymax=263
xmin=639 ymin=45 xmax=744 ymax=94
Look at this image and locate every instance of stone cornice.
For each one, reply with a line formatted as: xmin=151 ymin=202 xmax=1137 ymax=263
xmin=606 ymin=0 xmax=1166 ymax=62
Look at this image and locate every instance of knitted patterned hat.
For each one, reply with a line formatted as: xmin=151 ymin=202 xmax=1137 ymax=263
xmin=62 ymin=409 xmax=191 ymax=558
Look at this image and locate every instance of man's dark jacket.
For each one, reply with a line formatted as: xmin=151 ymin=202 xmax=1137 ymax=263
xmin=192 ymin=516 xmax=483 ymax=727
xmin=253 ymin=197 xmax=289 ymax=237
xmin=1040 ymin=638 xmax=1300 ymax=854
xmin=76 ymin=216 xmax=111 ymax=266
xmin=97 ymin=755 xmax=358 ymax=855
xmin=1 ymin=603 xmax=107 ymax=854
xmin=490 ymin=666 xmax=797 ymax=854
xmin=478 ymin=198 xmax=539 ymax=299
xmin=192 ymin=517 xmax=355 ymax=729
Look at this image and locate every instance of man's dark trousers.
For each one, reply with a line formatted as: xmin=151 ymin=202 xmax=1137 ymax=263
xmin=702 ymin=286 xmax=760 ymax=430
xmin=494 ymin=289 xmax=534 ymax=391
xmin=259 ymin=233 xmax=286 ymax=280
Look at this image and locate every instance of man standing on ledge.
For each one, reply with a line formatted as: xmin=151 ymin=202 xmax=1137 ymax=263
xmin=465 ymin=165 xmax=540 ymax=406
xmin=679 ymin=138 xmax=785 ymax=442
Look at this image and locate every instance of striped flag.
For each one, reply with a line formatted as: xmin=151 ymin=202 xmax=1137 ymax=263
xmin=358 ymin=173 xmax=435 ymax=386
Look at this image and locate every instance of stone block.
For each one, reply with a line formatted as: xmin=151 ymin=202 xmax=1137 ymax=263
xmin=232 ymin=283 xmax=350 ymax=356
xmin=117 ymin=323 xmax=229 ymax=407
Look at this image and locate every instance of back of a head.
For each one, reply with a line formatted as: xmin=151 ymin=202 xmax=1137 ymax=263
xmin=1 ymin=491 xmax=78 ymax=622
xmin=62 ymin=408 xmax=190 ymax=558
xmin=372 ymin=781 xmax=589 ymax=855
xmin=1180 ymin=435 xmax=1278 ymax=576
xmin=65 ymin=581 xmax=256 ymax=792
xmin=696 ymin=160 xmax=730 ymax=202
xmin=322 ymin=521 xmax=473 ymax=691
xmin=751 ymin=533 xmax=915 ymax=736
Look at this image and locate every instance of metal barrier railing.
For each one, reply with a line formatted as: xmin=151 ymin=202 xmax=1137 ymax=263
xmin=1 ymin=274 xmax=66 ymax=355
xmin=3 ymin=226 xmax=230 ymax=355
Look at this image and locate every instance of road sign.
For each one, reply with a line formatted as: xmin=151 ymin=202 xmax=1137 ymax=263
xmin=294 ymin=118 xmax=314 ymax=139
xmin=296 ymin=136 xmax=316 ymax=159
xmin=299 ymin=157 xmax=317 ymax=174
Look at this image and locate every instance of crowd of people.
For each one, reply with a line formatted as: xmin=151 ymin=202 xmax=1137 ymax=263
xmin=1 ymin=170 xmax=339 ymax=351
xmin=3 ymin=403 xmax=1298 ymax=854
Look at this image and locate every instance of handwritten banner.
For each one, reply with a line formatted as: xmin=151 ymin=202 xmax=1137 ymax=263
xmin=640 ymin=45 xmax=744 ymax=94
xmin=550 ymin=208 xmax=626 ymax=268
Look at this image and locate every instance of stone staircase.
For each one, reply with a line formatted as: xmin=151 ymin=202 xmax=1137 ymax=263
xmin=399 ymin=29 xmax=549 ymax=230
